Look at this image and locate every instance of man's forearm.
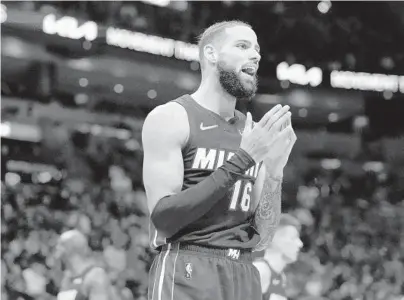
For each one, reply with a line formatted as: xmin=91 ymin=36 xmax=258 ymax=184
xmin=253 ymin=168 xmax=282 ymax=251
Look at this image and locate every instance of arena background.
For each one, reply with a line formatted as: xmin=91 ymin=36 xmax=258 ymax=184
xmin=1 ymin=1 xmax=404 ymax=300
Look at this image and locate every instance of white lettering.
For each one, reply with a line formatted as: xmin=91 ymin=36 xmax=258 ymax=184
xmin=245 ymin=165 xmax=255 ymax=177
xmin=229 ymin=180 xmax=242 ymax=210
xmin=227 ymin=152 xmax=235 ymax=160
xmin=240 ymin=182 xmax=252 ymax=212
xmin=227 ymin=249 xmax=240 ymax=260
xmin=254 ymin=163 xmax=261 ymax=178
xmin=216 ymin=150 xmax=226 ymax=168
xmin=192 ymin=148 xmax=217 ymax=170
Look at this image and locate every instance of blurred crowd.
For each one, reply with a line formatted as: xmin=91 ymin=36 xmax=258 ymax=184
xmin=285 ymin=167 xmax=404 ymax=300
xmin=1 ymin=176 xmax=151 ymax=300
xmin=2 ymin=135 xmax=404 ymax=300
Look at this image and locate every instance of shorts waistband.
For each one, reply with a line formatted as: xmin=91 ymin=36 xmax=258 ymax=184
xmin=160 ymin=243 xmax=253 ymax=262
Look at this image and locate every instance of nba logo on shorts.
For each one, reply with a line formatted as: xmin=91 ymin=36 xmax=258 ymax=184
xmin=185 ymin=263 xmax=192 ymax=279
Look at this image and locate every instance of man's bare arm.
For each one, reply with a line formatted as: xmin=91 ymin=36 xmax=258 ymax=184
xmin=253 ymin=167 xmax=282 ymax=251
xmin=252 ymin=125 xmax=296 ymax=251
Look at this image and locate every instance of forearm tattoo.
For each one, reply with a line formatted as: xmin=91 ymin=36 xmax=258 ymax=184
xmin=253 ymin=172 xmax=282 ymax=251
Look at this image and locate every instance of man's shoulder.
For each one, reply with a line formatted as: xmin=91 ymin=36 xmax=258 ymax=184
xmin=142 ymin=97 xmax=190 ymax=146
xmin=146 ymin=97 xmax=188 ymax=124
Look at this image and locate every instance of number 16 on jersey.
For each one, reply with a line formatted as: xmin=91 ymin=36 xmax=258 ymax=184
xmin=229 ymin=180 xmax=253 ymax=212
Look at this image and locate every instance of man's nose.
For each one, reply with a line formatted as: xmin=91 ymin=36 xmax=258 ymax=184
xmin=249 ymin=50 xmax=261 ymax=63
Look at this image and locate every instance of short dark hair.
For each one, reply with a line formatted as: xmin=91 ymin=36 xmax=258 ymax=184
xmin=197 ymin=20 xmax=252 ymax=66
xmin=278 ymin=213 xmax=301 ymax=233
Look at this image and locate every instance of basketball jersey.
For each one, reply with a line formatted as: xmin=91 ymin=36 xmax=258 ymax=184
xmin=258 ymin=259 xmax=287 ymax=300
xmin=149 ymin=94 xmax=262 ymax=250
xmin=57 ymin=266 xmax=98 ymax=300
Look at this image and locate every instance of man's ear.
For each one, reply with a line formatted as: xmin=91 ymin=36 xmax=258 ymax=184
xmin=203 ymin=44 xmax=217 ymax=64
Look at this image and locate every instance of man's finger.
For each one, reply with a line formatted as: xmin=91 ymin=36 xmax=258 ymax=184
xmin=272 ymin=111 xmax=291 ymax=132
xmin=264 ymin=105 xmax=290 ymax=130
xmin=244 ymin=112 xmax=253 ymax=134
xmin=280 ymin=113 xmax=291 ymax=131
xmin=257 ymin=104 xmax=282 ymax=128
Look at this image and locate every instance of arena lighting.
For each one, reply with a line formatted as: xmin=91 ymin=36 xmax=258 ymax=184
xmin=363 ymin=161 xmax=384 ymax=173
xmin=114 ymin=84 xmax=124 ymax=94
xmin=317 ymin=1 xmax=332 ymax=14
xmin=79 ymin=78 xmax=89 ymax=87
xmin=106 ymin=27 xmax=199 ymax=62
xmin=6 ymin=160 xmax=60 ymax=176
xmin=0 ymin=122 xmax=11 ymax=137
xmin=41 ymin=13 xmax=199 ymax=61
xmin=331 ymin=70 xmax=404 ymax=93
xmin=0 ymin=122 xmax=42 ymax=142
xmin=140 ymin=0 xmax=170 ymax=7
xmin=37 ymin=172 xmax=53 ymax=184
xmin=298 ymin=108 xmax=308 ymax=117
xmin=76 ymin=124 xmax=131 ymax=140
xmin=147 ymin=89 xmax=157 ymax=99
xmin=42 ymin=14 xmax=98 ymax=41
xmin=276 ymin=62 xmax=323 ymax=87
xmin=5 ymin=172 xmax=21 ymax=186
xmin=321 ymin=158 xmax=341 ymax=170
xmin=0 ymin=3 xmax=7 ymax=24
xmin=276 ymin=62 xmax=404 ymax=93
xmin=328 ymin=113 xmax=338 ymax=122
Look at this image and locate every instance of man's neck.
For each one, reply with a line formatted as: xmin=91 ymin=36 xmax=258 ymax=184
xmin=191 ymin=76 xmax=237 ymax=121
xmin=264 ymin=250 xmax=288 ymax=274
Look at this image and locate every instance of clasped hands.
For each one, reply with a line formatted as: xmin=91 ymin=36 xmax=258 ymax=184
xmin=240 ymin=104 xmax=297 ymax=178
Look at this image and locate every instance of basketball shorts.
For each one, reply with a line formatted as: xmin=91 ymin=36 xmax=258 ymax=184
xmin=148 ymin=243 xmax=262 ymax=300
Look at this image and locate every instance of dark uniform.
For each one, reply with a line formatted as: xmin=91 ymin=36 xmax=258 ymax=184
xmin=57 ymin=266 xmax=98 ymax=300
xmin=148 ymin=95 xmax=263 ymax=300
xmin=256 ymin=258 xmax=287 ymax=300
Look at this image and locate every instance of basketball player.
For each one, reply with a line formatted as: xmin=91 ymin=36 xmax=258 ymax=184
xmin=54 ymin=230 xmax=112 ymax=300
xmin=253 ymin=214 xmax=303 ymax=300
xmin=142 ymin=20 xmax=297 ymax=300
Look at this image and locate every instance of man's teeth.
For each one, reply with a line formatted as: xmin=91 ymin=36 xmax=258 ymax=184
xmin=243 ymin=67 xmax=256 ymax=75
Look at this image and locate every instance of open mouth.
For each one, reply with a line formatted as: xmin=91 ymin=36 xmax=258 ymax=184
xmin=241 ymin=66 xmax=256 ymax=77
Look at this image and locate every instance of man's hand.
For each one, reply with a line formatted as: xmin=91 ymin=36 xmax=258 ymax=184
xmin=251 ymin=108 xmax=296 ymax=252
xmin=264 ymin=121 xmax=297 ymax=178
xmin=240 ymin=105 xmax=291 ymax=163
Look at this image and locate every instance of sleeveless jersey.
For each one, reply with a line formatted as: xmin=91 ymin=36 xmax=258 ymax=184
xmin=258 ymin=258 xmax=287 ymax=300
xmin=57 ymin=266 xmax=98 ymax=300
xmin=149 ymin=94 xmax=262 ymax=250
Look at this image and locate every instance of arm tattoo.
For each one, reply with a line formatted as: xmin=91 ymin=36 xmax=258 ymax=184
xmin=253 ymin=171 xmax=282 ymax=251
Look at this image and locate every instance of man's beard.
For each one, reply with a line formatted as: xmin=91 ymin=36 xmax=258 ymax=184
xmin=217 ymin=61 xmax=258 ymax=100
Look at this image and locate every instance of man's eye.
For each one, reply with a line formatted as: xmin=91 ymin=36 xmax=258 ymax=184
xmin=237 ymin=44 xmax=248 ymax=49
